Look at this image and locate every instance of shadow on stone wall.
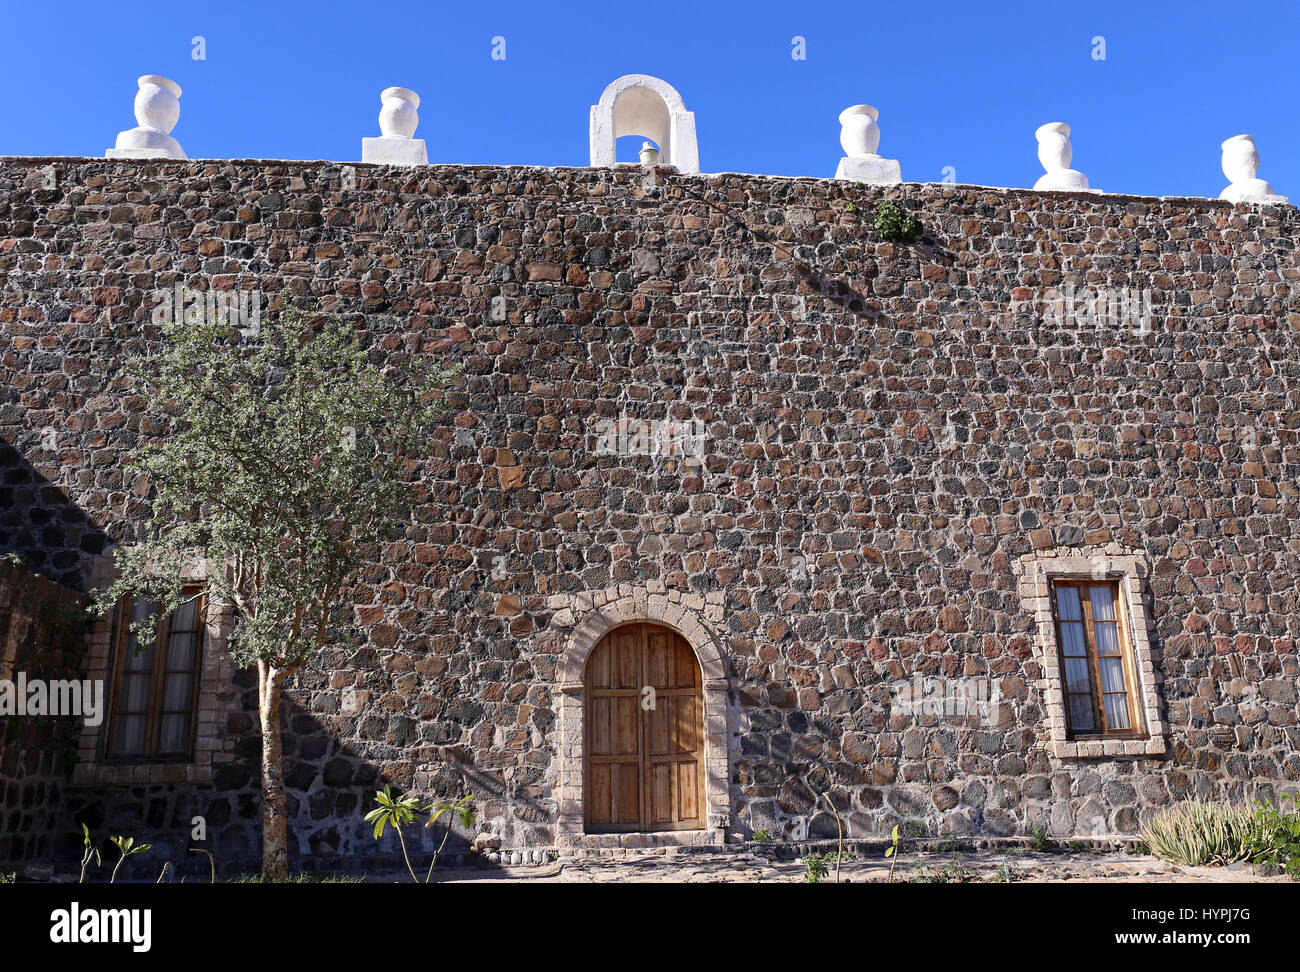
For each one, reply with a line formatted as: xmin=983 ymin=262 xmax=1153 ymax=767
xmin=0 ymin=438 xmax=483 ymax=878
xmin=57 ymin=681 xmax=489 ymax=881
xmin=0 ymin=560 xmax=89 ymax=868
xmin=0 ymin=439 xmax=108 ymax=590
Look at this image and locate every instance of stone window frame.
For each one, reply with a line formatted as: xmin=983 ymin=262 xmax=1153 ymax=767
xmin=549 ymin=584 xmax=731 ymax=847
xmin=71 ymin=554 xmax=237 ymax=786
xmin=1018 ymin=552 xmax=1168 ymax=758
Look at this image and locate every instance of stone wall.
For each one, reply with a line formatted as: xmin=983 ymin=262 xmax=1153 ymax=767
xmin=1 ymin=157 xmax=1298 ymax=867
xmin=0 ymin=560 xmax=87 ymax=866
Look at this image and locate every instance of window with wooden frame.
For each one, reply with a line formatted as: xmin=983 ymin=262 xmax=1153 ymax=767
xmin=104 ymin=589 xmax=206 ymax=761
xmin=1051 ymin=579 xmax=1143 ymax=738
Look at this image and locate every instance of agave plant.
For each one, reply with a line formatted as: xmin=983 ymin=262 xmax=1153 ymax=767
xmin=1140 ymin=800 xmax=1257 ymax=867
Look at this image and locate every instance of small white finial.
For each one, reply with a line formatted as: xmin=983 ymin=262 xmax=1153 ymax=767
xmin=106 ymin=75 xmax=186 ymax=160
xmin=639 ymin=141 xmax=660 ymax=166
xmin=1033 ymin=122 xmax=1096 ymax=192
xmin=834 ymin=104 xmax=900 ymax=183
xmin=838 ymin=105 xmax=880 ymax=157
xmin=1220 ymin=135 xmax=1287 ymax=204
xmin=362 ymin=86 xmax=427 ymax=166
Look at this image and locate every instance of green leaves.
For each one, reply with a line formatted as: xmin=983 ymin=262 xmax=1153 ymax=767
xmin=802 ymin=852 xmax=830 ymax=883
xmin=107 ymin=834 xmax=153 ymax=883
xmin=883 ymin=823 xmax=903 ymax=883
xmin=1140 ymin=800 xmax=1256 ymax=867
xmin=110 ymin=835 xmax=152 ymax=857
xmin=420 ymin=795 xmax=477 ymax=828
xmin=365 ymin=786 xmax=477 ymax=883
xmin=871 ymin=199 xmax=919 ymax=243
xmin=1244 ymin=793 xmax=1300 ymax=878
xmin=91 ymin=294 xmax=460 ymax=669
xmin=364 ymin=784 xmax=422 ymax=840
xmin=79 ymin=822 xmax=101 ymax=882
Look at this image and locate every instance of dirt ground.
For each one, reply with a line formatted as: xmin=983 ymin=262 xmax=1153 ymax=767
xmin=408 ymin=849 xmax=1290 ymax=883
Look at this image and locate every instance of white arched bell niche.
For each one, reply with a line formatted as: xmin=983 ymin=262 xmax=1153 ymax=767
xmin=589 ymin=74 xmax=700 ymax=175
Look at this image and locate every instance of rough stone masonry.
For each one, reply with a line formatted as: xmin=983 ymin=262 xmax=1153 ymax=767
xmin=0 ymin=157 xmax=1298 ymax=871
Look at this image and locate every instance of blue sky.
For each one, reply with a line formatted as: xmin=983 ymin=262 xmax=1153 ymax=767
xmin=2 ymin=0 xmax=1298 ymax=199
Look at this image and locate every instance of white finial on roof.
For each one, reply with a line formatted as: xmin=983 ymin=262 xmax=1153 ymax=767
xmin=834 ymin=105 xmax=901 ymax=184
xmin=362 ymin=87 xmax=427 ymax=166
xmin=106 ymin=75 xmax=186 ymax=160
xmin=1033 ymin=123 xmax=1098 ymax=192
xmin=1220 ymin=135 xmax=1287 ymax=204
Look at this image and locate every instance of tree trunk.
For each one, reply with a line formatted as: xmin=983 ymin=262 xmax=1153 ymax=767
xmin=259 ymin=661 xmax=290 ymax=881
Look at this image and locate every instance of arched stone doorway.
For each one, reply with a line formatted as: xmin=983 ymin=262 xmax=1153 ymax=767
xmin=553 ymin=588 xmax=730 ymax=846
xmin=584 ymin=622 xmax=704 ymax=833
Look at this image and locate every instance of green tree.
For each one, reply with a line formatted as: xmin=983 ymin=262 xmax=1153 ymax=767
xmin=92 ymin=296 xmax=458 ymax=880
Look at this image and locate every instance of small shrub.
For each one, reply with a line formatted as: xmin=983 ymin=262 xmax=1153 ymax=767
xmin=750 ymin=828 xmax=771 ymax=843
xmin=1140 ymin=800 xmax=1256 ymax=867
xmin=1245 ymin=793 xmax=1300 ymax=879
xmin=908 ymin=855 xmax=976 ymax=884
xmin=942 ymin=854 xmax=976 ymax=883
xmin=902 ymin=818 xmax=927 ymax=839
xmin=992 ymin=862 xmax=1020 ymax=883
xmin=0 ymin=871 xmax=15 ymax=884
xmin=224 ymin=872 xmax=364 ymax=884
xmin=1067 ymin=840 xmax=1086 ymax=854
xmin=802 ymin=852 xmax=830 ymax=883
xmin=1029 ymin=826 xmax=1053 ymax=853
xmin=871 ymin=199 xmax=919 ymax=243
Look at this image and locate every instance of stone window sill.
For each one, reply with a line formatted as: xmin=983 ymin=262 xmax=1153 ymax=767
xmin=1052 ymin=737 xmax=1167 ymax=758
xmin=70 ymin=762 xmax=213 ymax=786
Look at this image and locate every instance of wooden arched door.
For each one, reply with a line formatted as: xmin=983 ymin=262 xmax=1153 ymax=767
xmin=584 ymin=622 xmax=704 ymax=833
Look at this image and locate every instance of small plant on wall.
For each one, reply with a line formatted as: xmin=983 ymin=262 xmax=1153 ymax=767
xmin=871 ymin=199 xmax=919 ymax=243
